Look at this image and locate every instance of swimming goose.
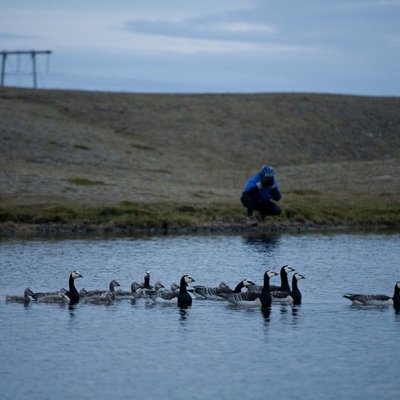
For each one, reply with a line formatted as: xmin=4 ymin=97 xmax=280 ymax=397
xmin=82 ymin=279 xmax=120 ymax=297
xmin=31 ymin=288 xmax=68 ymax=301
xmin=192 ymin=281 xmax=232 ymax=300
xmin=115 ymin=281 xmax=142 ymax=300
xmin=6 ymin=287 xmax=34 ymax=303
xmin=343 ymin=281 xmax=400 ymax=307
xmin=219 ymin=270 xmax=278 ymax=308
xmin=248 ymin=265 xmax=295 ymax=292
xmin=148 ymin=276 xmax=195 ymax=305
xmin=83 ymin=291 xmax=114 ymax=305
xmin=271 ymin=273 xmax=306 ymax=305
xmin=178 ymin=275 xmax=195 ymax=307
xmin=65 ymin=271 xmax=83 ymax=305
xmin=36 ymin=288 xmax=70 ymax=304
xmin=195 ymin=279 xmax=255 ymax=301
xmin=148 ymin=288 xmax=179 ymax=304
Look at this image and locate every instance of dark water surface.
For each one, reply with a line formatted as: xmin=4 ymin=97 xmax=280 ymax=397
xmin=1 ymin=232 xmax=399 ymax=400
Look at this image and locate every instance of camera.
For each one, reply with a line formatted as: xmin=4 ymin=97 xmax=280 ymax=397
xmin=261 ymin=175 xmax=274 ymax=187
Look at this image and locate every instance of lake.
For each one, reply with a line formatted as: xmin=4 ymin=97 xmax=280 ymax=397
xmin=1 ymin=231 xmax=399 ymax=400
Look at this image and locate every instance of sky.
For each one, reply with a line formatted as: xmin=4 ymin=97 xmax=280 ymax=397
xmin=0 ymin=0 xmax=399 ymax=95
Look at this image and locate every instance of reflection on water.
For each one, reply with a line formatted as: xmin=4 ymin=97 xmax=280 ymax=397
xmin=1 ymin=231 xmax=400 ymax=400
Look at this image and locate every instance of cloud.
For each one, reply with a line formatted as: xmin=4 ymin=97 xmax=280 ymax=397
xmin=0 ymin=31 xmax=41 ymax=40
xmin=124 ymin=17 xmax=276 ymax=43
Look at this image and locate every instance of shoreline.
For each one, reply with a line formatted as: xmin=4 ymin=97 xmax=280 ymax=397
xmin=0 ymin=221 xmax=397 ymax=237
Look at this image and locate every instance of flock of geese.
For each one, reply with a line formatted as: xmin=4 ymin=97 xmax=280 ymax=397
xmin=5 ymin=266 xmax=400 ymax=311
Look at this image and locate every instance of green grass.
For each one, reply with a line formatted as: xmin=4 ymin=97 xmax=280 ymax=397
xmin=1 ymin=197 xmax=399 ymax=231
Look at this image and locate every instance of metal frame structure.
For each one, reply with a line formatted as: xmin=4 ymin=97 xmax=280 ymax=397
xmin=1 ymin=50 xmax=52 ymax=88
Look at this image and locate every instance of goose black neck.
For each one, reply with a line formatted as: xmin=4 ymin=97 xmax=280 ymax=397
xmin=178 ymin=276 xmax=192 ymax=307
xmin=144 ymin=275 xmax=151 ymax=289
xmin=280 ymin=269 xmax=290 ymax=292
xmin=262 ymin=273 xmax=271 ymax=293
xmin=68 ymin=274 xmax=80 ymax=304
xmin=393 ymin=284 xmax=400 ymax=307
xmin=179 ymin=276 xmax=188 ymax=295
xmin=233 ymin=281 xmax=244 ymax=293
xmin=291 ymin=276 xmax=302 ymax=305
xmin=259 ymin=273 xmax=272 ymax=309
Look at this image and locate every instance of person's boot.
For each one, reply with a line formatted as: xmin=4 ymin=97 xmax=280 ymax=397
xmin=246 ymin=215 xmax=258 ymax=226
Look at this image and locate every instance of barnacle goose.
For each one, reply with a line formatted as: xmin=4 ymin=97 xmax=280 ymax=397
xmin=194 ymin=279 xmax=255 ymax=301
xmin=115 ymin=281 xmax=142 ymax=300
xmin=149 ymin=275 xmax=195 ymax=305
xmin=65 ymin=271 xmax=83 ymax=305
xmin=31 ymin=288 xmax=67 ymax=301
xmin=6 ymin=287 xmax=34 ymax=303
xmin=82 ymin=279 xmax=120 ymax=297
xmin=219 ymin=270 xmax=278 ymax=308
xmin=343 ymin=281 xmax=400 ymax=307
xmin=36 ymin=288 xmax=70 ymax=304
xmin=83 ymin=291 xmax=115 ymax=305
xmin=271 ymin=273 xmax=305 ymax=305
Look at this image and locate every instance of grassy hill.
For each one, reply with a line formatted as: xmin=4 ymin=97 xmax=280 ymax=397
xmin=0 ymin=87 xmax=399 ymax=233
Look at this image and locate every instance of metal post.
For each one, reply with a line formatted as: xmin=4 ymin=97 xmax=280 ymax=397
xmin=1 ymin=52 xmax=6 ymax=86
xmin=31 ymin=51 xmax=37 ymax=89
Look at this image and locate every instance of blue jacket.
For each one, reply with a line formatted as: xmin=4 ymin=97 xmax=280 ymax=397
xmin=243 ymin=173 xmax=282 ymax=202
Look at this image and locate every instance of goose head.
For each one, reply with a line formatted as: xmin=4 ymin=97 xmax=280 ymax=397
xmin=131 ymin=282 xmax=142 ymax=291
xmin=109 ymin=280 xmax=120 ymax=290
xmin=266 ymin=270 xmax=278 ymax=279
xmin=170 ymin=282 xmax=180 ymax=291
xmin=283 ymin=265 xmax=295 ymax=274
xmin=294 ymin=273 xmax=305 ymax=281
xmin=71 ymin=271 xmax=83 ymax=280
xmin=242 ymin=279 xmax=255 ymax=287
xmin=154 ymin=281 xmax=165 ymax=291
xmin=181 ymin=275 xmax=195 ymax=286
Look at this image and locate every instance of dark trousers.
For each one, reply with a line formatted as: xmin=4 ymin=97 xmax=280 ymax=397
xmin=241 ymin=192 xmax=281 ymax=218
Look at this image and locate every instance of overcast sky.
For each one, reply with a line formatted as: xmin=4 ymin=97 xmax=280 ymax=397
xmin=1 ymin=0 xmax=399 ymax=95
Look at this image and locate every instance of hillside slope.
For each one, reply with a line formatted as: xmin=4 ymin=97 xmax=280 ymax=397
xmin=0 ymin=88 xmax=399 ymax=231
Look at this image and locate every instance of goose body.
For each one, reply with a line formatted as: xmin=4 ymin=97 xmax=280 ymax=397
xmin=195 ymin=279 xmax=255 ymax=300
xmin=36 ymin=289 xmax=70 ymax=304
xmin=115 ymin=281 xmax=142 ymax=300
xmin=220 ymin=271 xmax=278 ymax=308
xmin=83 ymin=279 xmax=120 ymax=297
xmin=65 ymin=271 xmax=83 ymax=304
xmin=6 ymin=287 xmax=34 ymax=303
xmin=344 ymin=282 xmax=400 ymax=307
xmin=149 ymin=289 xmax=179 ymax=304
xmin=83 ymin=291 xmax=114 ymax=305
xmin=271 ymin=273 xmax=305 ymax=305
xmin=193 ymin=281 xmax=232 ymax=300
xmin=140 ymin=280 xmax=165 ymax=299
xmin=31 ymin=288 xmax=67 ymax=301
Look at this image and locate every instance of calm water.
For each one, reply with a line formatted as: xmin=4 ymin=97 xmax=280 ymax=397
xmin=1 ymin=231 xmax=399 ymax=400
